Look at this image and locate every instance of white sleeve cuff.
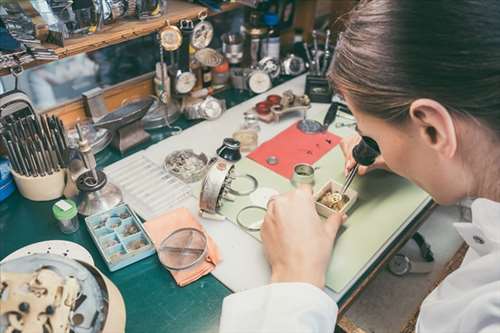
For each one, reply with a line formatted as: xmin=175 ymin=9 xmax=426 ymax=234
xmin=220 ymin=282 xmax=338 ymax=333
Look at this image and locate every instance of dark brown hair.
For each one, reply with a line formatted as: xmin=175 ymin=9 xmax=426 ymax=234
xmin=331 ymin=0 xmax=500 ymax=136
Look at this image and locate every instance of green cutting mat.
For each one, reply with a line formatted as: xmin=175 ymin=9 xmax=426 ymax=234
xmin=219 ymin=140 xmax=429 ymax=292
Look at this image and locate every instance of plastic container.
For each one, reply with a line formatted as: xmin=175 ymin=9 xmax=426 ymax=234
xmin=85 ymin=204 xmax=155 ymax=271
xmin=11 ymin=169 xmax=65 ymax=201
xmin=52 ymin=199 xmax=79 ymax=234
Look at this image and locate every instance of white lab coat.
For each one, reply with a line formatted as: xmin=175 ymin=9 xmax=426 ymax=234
xmin=219 ymin=198 xmax=500 ymax=333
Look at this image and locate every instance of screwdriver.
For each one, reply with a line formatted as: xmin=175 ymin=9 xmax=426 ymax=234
xmin=340 ymin=136 xmax=381 ymax=195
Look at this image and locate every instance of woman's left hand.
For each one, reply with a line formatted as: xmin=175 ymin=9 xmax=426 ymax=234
xmin=261 ymin=184 xmax=347 ymax=289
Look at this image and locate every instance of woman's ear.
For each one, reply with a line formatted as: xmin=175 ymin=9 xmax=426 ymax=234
xmin=408 ymin=99 xmax=458 ymax=159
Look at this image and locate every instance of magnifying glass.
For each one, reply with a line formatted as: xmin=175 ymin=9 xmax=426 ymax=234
xmin=158 ymin=228 xmax=208 ymax=271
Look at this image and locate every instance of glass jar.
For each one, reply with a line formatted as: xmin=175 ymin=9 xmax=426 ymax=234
xmin=232 ymin=113 xmax=260 ymax=152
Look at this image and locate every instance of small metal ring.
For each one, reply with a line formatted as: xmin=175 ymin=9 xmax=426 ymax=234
xmin=198 ymin=10 xmax=208 ymax=21
xmin=236 ymin=205 xmax=267 ymax=232
xmin=227 ymin=174 xmax=258 ymax=196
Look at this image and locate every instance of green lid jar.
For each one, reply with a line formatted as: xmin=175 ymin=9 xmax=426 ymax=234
xmin=52 ymin=199 xmax=79 ymax=234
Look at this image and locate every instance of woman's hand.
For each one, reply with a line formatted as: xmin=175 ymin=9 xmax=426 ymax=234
xmin=261 ymin=185 xmax=347 ymax=289
xmin=340 ymin=133 xmax=389 ymax=176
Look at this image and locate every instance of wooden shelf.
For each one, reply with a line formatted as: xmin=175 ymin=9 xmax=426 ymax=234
xmin=2 ymin=1 xmax=240 ymax=76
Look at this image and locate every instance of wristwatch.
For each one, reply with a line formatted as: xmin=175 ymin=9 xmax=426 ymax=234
xmin=175 ymin=71 xmax=197 ymax=95
xmin=248 ymin=69 xmax=272 ymax=94
xmin=183 ymin=96 xmax=225 ymax=120
xmin=258 ymin=57 xmax=281 ymax=79
xmin=388 ymin=232 xmax=435 ymax=276
xmin=282 ymin=54 xmax=306 ymax=76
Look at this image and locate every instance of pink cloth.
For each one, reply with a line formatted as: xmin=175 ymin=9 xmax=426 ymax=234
xmin=248 ymin=121 xmax=342 ymax=178
xmin=144 ymin=208 xmax=221 ymax=287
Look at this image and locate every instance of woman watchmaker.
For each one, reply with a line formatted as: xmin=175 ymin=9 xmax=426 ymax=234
xmin=219 ymin=1 xmax=500 ymax=332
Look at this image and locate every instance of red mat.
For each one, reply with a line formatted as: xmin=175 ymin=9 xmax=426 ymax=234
xmin=248 ymin=121 xmax=342 ymax=179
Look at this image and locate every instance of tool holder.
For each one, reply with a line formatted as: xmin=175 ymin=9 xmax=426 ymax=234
xmin=305 ymin=74 xmax=333 ymax=104
xmin=11 ymin=168 xmax=65 ymax=201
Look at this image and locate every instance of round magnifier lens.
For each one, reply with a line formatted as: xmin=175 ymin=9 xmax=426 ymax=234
xmin=158 ymin=228 xmax=207 ymax=271
xmin=236 ymin=206 xmax=267 ymax=232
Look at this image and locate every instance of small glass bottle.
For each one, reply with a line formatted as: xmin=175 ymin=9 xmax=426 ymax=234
xmin=233 ymin=113 xmax=260 ymax=152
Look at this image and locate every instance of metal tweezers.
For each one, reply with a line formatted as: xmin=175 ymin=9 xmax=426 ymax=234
xmin=340 ymin=163 xmax=359 ymax=195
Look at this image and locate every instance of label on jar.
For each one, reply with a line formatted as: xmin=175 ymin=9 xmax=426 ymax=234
xmin=56 ymin=200 xmax=72 ymax=212
xmin=266 ymin=37 xmax=280 ymax=59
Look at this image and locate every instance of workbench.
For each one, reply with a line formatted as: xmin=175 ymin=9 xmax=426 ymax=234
xmin=0 ymin=76 xmax=434 ymax=333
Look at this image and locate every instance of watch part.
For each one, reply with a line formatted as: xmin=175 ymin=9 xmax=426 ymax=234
xmin=318 ymin=190 xmax=349 ymax=211
xmin=199 ymin=159 xmax=236 ymax=219
xmin=163 ymin=149 xmax=209 ymax=183
xmin=0 ymin=254 xmax=124 ymax=333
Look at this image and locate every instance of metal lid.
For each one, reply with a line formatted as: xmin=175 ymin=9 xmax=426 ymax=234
xmin=223 ymin=137 xmax=240 ymax=149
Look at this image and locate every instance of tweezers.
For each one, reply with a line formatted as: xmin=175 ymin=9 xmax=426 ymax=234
xmin=340 ymin=163 xmax=359 ymax=195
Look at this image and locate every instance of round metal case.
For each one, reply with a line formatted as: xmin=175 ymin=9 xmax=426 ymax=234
xmin=282 ymin=54 xmax=306 ymax=76
xmin=159 ymin=25 xmax=182 ymax=51
xmin=191 ymin=20 xmax=214 ymax=49
xmin=199 ymin=159 xmax=235 ymax=217
xmin=248 ymin=70 xmax=272 ymax=94
xmin=175 ymin=71 xmax=197 ymax=94
xmin=194 ymin=48 xmax=224 ymax=68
